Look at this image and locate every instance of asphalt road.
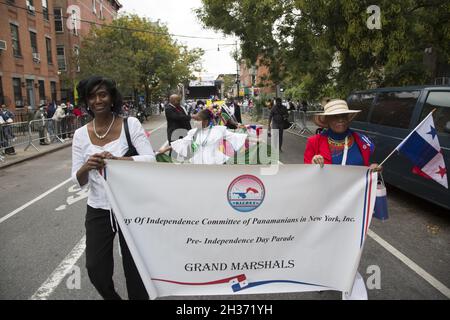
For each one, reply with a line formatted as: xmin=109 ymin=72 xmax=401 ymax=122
xmin=0 ymin=114 xmax=448 ymax=300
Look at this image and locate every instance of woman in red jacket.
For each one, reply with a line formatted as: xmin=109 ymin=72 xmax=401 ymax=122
xmin=304 ymin=99 xmax=380 ymax=170
xmin=304 ymin=99 xmax=381 ymax=300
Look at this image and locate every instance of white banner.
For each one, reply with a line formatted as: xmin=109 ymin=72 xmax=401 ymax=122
xmin=103 ymin=162 xmax=377 ymax=299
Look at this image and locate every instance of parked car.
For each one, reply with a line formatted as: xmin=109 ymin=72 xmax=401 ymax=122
xmin=347 ymin=86 xmax=450 ymax=210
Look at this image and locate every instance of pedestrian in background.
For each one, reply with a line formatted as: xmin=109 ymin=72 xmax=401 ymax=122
xmin=1 ymin=105 xmax=16 ymax=155
xmin=34 ymin=105 xmax=48 ymax=145
xmin=268 ymin=97 xmax=289 ymax=152
xmin=46 ymin=101 xmax=56 ymax=141
xmin=52 ymin=103 xmax=66 ymax=140
xmin=233 ymin=99 xmax=242 ymax=124
xmin=165 ymin=94 xmax=199 ymax=146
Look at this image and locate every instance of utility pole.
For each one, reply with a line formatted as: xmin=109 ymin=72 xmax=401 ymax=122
xmin=236 ymin=42 xmax=240 ymax=100
xmin=218 ymin=41 xmax=240 ymax=99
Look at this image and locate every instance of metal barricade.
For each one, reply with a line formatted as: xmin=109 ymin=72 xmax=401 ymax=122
xmin=0 ymin=114 xmax=91 ymax=162
xmin=287 ymin=111 xmax=320 ymax=137
xmin=0 ymin=121 xmax=31 ymax=154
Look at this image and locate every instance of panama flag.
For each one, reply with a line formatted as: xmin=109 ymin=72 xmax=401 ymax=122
xmin=396 ymin=112 xmax=448 ymax=188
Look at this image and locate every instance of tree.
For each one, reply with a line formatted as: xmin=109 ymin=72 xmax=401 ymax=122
xmin=78 ymin=14 xmax=203 ymax=104
xmin=196 ymin=0 xmax=450 ymax=100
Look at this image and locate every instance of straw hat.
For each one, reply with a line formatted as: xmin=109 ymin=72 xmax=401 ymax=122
xmin=314 ymin=99 xmax=361 ymax=128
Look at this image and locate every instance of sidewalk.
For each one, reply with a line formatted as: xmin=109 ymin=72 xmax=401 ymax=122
xmin=0 ymin=114 xmax=166 ymax=170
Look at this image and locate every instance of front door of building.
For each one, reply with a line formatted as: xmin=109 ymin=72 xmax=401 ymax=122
xmin=26 ymin=79 xmax=35 ymax=109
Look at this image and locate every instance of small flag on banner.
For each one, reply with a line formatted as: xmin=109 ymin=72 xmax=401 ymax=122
xmin=396 ymin=112 xmax=448 ymax=188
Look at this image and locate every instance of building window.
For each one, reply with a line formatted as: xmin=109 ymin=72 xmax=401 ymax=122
xmin=370 ymin=91 xmax=420 ymax=129
xmin=420 ymin=91 xmax=450 ymax=135
xmin=46 ymin=37 xmax=53 ymax=64
xmin=10 ymin=24 xmax=21 ymax=57
xmin=30 ymin=31 xmax=38 ymax=54
xmin=12 ymin=78 xmax=23 ymax=107
xmin=26 ymin=0 xmax=35 ymax=14
xmin=38 ymin=80 xmax=46 ymax=105
xmin=73 ymin=46 xmax=80 ymax=72
xmin=42 ymin=0 xmax=49 ymax=20
xmin=348 ymin=93 xmax=376 ymax=122
xmin=0 ymin=76 xmax=4 ymax=106
xmin=56 ymin=46 xmax=66 ymax=71
xmin=50 ymin=81 xmax=57 ymax=102
xmin=54 ymin=8 xmax=63 ymax=32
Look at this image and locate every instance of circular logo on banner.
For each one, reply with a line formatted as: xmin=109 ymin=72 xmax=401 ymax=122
xmin=227 ymin=175 xmax=265 ymax=212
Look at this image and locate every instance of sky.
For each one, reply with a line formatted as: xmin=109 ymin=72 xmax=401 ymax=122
xmin=119 ymin=0 xmax=238 ymax=77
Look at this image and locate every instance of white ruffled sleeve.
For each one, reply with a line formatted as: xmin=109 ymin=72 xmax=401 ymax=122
xmin=225 ymin=129 xmax=247 ymax=151
xmin=71 ymin=127 xmax=88 ymax=189
xmin=171 ymin=128 xmax=196 ymax=158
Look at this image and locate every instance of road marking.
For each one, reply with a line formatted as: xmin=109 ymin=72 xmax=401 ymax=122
xmin=30 ymin=236 xmax=86 ymax=300
xmin=0 ymin=178 xmax=72 ymax=224
xmin=368 ymin=229 xmax=450 ymax=299
xmin=148 ymin=121 xmax=166 ymax=134
xmin=55 ymin=185 xmax=89 ymax=212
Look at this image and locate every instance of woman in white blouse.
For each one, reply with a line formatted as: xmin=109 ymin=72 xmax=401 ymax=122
xmin=72 ymin=76 xmax=155 ymax=300
xmin=160 ymin=109 xmax=247 ymax=164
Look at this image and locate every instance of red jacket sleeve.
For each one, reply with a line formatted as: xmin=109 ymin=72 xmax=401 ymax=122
xmin=304 ymin=135 xmax=319 ymax=164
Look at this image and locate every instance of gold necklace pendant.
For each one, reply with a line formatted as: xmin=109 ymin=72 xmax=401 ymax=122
xmin=93 ymin=114 xmax=115 ymax=139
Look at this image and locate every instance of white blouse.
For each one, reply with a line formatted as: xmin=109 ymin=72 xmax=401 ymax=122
xmin=71 ymin=117 xmax=155 ymax=210
xmin=171 ymin=125 xmax=247 ymax=165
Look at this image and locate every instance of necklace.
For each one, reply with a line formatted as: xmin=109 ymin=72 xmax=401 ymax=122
xmin=191 ymin=125 xmax=212 ymax=152
xmin=93 ymin=114 xmax=115 ymax=139
xmin=328 ymin=135 xmax=353 ymax=147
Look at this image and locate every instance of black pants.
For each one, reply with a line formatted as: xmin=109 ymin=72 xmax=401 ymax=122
xmin=38 ymin=127 xmax=46 ymax=144
xmin=85 ymin=205 xmax=149 ymax=300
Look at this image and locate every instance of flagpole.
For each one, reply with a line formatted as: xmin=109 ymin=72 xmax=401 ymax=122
xmin=377 ymin=109 xmax=437 ymax=168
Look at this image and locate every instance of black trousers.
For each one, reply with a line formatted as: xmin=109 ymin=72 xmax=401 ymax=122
xmin=272 ymin=123 xmax=284 ymax=150
xmin=85 ymin=205 xmax=149 ymax=300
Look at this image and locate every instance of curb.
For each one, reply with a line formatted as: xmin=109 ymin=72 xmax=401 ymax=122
xmin=0 ymin=142 xmax=73 ymax=170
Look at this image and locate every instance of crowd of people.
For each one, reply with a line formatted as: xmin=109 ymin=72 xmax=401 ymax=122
xmin=0 ymin=100 xmax=91 ymax=157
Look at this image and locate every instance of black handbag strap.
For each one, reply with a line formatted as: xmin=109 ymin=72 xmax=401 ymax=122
xmin=123 ymin=117 xmax=138 ymax=156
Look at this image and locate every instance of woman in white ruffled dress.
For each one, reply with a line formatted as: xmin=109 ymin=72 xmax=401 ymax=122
xmin=160 ymin=109 xmax=247 ymax=164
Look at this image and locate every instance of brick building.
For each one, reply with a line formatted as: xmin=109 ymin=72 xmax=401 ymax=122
xmin=0 ymin=0 xmax=60 ymax=118
xmin=53 ymin=0 xmax=122 ymax=103
xmin=239 ymin=58 xmax=277 ymax=98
